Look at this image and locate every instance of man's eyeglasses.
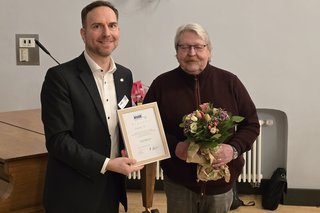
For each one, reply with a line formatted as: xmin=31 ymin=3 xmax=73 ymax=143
xmin=177 ymin=44 xmax=207 ymax=52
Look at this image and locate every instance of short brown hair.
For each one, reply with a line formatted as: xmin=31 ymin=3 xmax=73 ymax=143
xmin=81 ymin=1 xmax=119 ymax=27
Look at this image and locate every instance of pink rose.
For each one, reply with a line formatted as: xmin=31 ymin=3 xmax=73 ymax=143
xmin=199 ymin=103 xmax=210 ymax=113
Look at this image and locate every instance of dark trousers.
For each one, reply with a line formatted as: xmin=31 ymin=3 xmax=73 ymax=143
xmin=46 ymin=172 xmax=121 ymax=213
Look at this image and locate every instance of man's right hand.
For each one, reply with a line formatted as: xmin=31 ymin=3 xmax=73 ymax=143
xmin=107 ymin=157 xmax=144 ymax=176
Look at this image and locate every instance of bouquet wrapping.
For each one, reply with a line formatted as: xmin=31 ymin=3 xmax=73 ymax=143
xmin=179 ymin=103 xmax=244 ymax=182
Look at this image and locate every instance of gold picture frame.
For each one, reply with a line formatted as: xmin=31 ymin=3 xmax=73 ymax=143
xmin=117 ymin=102 xmax=170 ymax=166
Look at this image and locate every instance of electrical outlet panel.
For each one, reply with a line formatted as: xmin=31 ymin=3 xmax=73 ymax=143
xmin=19 ymin=38 xmax=36 ymax=48
xmin=16 ymin=34 xmax=39 ymax=65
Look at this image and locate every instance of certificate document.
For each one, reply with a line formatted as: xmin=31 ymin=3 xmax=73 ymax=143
xmin=117 ymin=102 xmax=170 ymax=166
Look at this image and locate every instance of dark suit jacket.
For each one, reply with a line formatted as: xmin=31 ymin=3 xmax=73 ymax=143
xmin=40 ymin=53 xmax=133 ymax=213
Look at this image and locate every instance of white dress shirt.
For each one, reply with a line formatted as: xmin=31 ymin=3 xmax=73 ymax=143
xmin=84 ymin=51 xmax=119 ymax=174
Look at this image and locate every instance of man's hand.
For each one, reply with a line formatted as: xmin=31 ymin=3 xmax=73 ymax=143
xmin=107 ymin=157 xmax=144 ymax=176
xmin=211 ymin=144 xmax=234 ymax=167
xmin=175 ymin=141 xmax=189 ymax=161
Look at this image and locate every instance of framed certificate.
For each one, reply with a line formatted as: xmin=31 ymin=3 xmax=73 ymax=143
xmin=117 ymin=102 xmax=170 ymax=166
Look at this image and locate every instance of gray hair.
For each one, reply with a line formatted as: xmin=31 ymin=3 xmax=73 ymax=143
xmin=174 ymin=23 xmax=212 ymax=52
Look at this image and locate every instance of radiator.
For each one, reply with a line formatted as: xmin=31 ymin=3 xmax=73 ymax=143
xmin=128 ymin=119 xmax=272 ymax=185
xmin=128 ymin=160 xmax=164 ymax=180
xmin=237 ymin=119 xmax=270 ymax=187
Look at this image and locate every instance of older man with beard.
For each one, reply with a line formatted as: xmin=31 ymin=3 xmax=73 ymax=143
xmin=143 ymin=23 xmax=260 ymax=213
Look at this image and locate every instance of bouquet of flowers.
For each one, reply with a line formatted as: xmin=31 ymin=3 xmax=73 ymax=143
xmin=131 ymin=80 xmax=148 ymax=105
xmin=179 ymin=102 xmax=244 ymax=182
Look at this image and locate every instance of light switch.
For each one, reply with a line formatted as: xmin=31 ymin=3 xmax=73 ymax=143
xmin=19 ymin=48 xmax=29 ymax=62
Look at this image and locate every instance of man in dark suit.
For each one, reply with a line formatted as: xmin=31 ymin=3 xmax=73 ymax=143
xmin=40 ymin=1 xmax=143 ymax=212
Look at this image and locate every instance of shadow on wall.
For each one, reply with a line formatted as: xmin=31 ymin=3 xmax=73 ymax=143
xmin=257 ymin=108 xmax=288 ymax=179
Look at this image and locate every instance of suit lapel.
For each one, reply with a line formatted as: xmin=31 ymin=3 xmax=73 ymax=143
xmin=114 ymin=67 xmax=131 ymax=109
xmin=77 ymin=54 xmax=108 ymax=127
xmin=76 ymin=54 xmax=132 ymax=132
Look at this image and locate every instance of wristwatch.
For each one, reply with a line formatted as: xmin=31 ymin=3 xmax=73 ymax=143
xmin=231 ymin=146 xmax=239 ymax=159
